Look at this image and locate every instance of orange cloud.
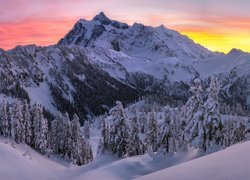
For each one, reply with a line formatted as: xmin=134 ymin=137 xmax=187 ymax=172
xmin=0 ymin=14 xmax=250 ymax=53
xmin=131 ymin=14 xmax=250 ymax=53
xmin=0 ymin=18 xmax=78 ymax=50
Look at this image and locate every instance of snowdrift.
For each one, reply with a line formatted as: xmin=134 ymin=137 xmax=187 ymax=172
xmin=139 ymin=140 xmax=250 ymax=180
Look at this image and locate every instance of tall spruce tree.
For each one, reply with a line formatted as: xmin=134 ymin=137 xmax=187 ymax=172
xmin=203 ymin=76 xmax=223 ymax=149
xmin=12 ymin=100 xmax=25 ymax=144
xmin=184 ymin=78 xmax=205 ymax=149
xmin=109 ymin=101 xmax=129 ymax=157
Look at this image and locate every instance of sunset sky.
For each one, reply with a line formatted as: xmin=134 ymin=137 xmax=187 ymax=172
xmin=1 ymin=0 xmax=250 ymax=53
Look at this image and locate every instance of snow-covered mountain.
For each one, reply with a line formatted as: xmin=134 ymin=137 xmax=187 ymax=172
xmin=0 ymin=12 xmax=249 ymax=118
xmin=58 ymin=12 xmax=250 ymax=108
xmin=58 ymin=12 xmax=249 ymax=80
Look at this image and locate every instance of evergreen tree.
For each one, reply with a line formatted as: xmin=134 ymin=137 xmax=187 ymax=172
xmin=0 ymin=98 xmax=10 ymax=137
xmin=12 ymin=100 xmax=25 ymax=143
xmin=63 ymin=112 xmax=73 ymax=160
xmin=128 ymin=113 xmax=144 ymax=156
xmin=158 ymin=106 xmax=175 ymax=155
xmin=203 ymin=76 xmax=223 ymax=149
xmin=245 ymin=118 xmax=250 ymax=139
xmin=22 ymin=100 xmax=32 ymax=145
xmin=33 ymin=104 xmax=48 ymax=154
xmin=138 ymin=111 xmax=148 ymax=133
xmin=223 ymin=117 xmax=235 ymax=147
xmin=71 ymin=113 xmax=81 ymax=164
xmin=51 ymin=112 xmax=64 ymax=154
xmin=98 ymin=117 xmax=110 ymax=153
xmin=70 ymin=114 xmax=93 ymax=165
xmin=109 ymin=101 xmax=129 ymax=157
xmin=184 ymin=78 xmax=205 ymax=149
xmin=84 ymin=119 xmax=90 ymax=139
xmin=145 ymin=111 xmax=158 ymax=156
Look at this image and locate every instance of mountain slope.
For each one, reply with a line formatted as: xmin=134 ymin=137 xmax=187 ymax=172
xmin=138 ymin=140 xmax=250 ymax=180
xmin=0 ymin=138 xmax=64 ymax=180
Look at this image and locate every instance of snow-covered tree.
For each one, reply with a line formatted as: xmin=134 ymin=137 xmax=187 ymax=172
xmin=223 ymin=116 xmax=247 ymax=147
xmin=0 ymin=98 xmax=10 ymax=137
xmin=109 ymin=101 xmax=129 ymax=157
xmin=158 ymin=106 xmax=176 ymax=155
xmin=184 ymin=78 xmax=205 ymax=149
xmin=12 ymin=100 xmax=25 ymax=144
xmin=223 ymin=117 xmax=236 ymax=147
xmin=233 ymin=119 xmax=245 ymax=143
xmin=145 ymin=111 xmax=158 ymax=156
xmin=22 ymin=100 xmax=32 ymax=145
xmin=128 ymin=113 xmax=144 ymax=156
xmin=98 ymin=117 xmax=110 ymax=153
xmin=71 ymin=113 xmax=93 ymax=165
xmin=245 ymin=118 xmax=250 ymax=139
xmin=84 ymin=120 xmax=90 ymax=139
xmin=179 ymin=106 xmax=188 ymax=151
xmin=138 ymin=111 xmax=148 ymax=133
xmin=33 ymin=104 xmax=48 ymax=154
xmin=203 ymin=76 xmax=223 ymax=149
xmin=71 ymin=113 xmax=82 ymax=164
xmin=63 ymin=112 xmax=73 ymax=160
xmin=51 ymin=112 xmax=64 ymax=154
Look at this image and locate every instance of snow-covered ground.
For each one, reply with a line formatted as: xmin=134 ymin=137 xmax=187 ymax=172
xmin=1 ymin=134 xmax=250 ymax=180
xmin=139 ymin=140 xmax=250 ymax=180
xmin=0 ymin=137 xmax=65 ymax=180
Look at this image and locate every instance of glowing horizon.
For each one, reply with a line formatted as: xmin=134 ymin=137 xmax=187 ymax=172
xmin=1 ymin=0 xmax=250 ymax=53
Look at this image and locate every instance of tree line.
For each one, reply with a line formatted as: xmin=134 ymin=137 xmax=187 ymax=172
xmin=98 ymin=76 xmax=250 ymax=158
xmin=0 ymin=98 xmax=93 ymax=165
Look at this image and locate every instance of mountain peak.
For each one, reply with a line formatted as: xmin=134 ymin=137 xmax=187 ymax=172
xmin=93 ymin=12 xmax=111 ymax=25
xmin=228 ymin=48 xmax=245 ymax=56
